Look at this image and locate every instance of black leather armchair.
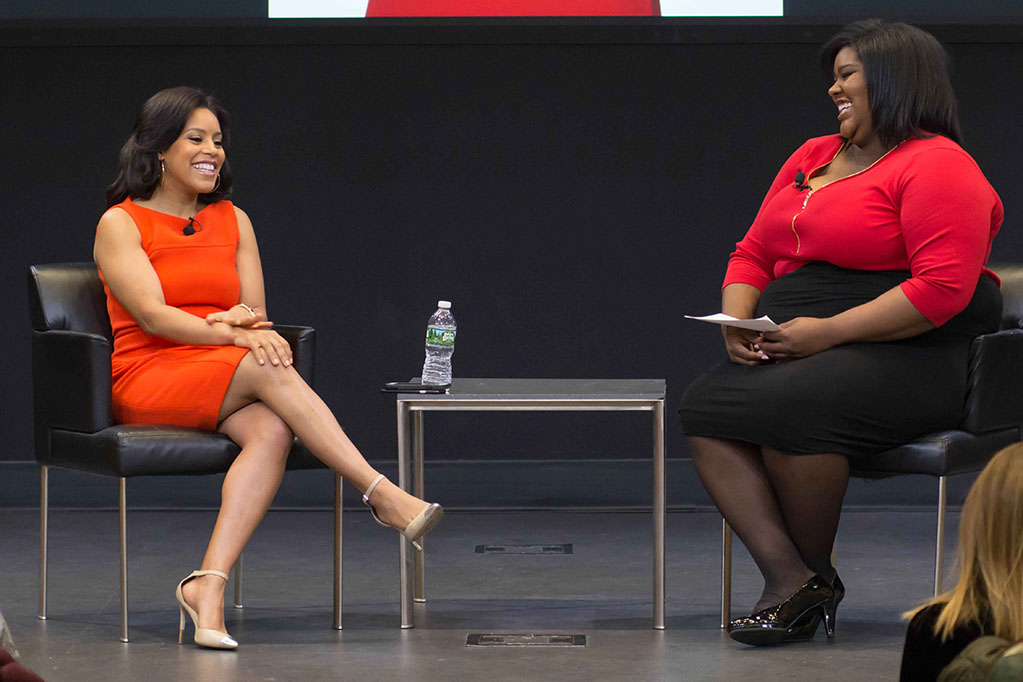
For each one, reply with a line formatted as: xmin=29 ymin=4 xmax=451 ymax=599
xmin=29 ymin=263 xmax=342 ymax=641
xmin=719 ymin=264 xmax=1023 ymax=626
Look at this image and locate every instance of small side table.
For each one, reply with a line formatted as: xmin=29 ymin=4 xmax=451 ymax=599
xmin=393 ymin=378 xmax=667 ymax=629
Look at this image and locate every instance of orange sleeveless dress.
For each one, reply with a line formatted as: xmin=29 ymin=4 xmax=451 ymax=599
xmin=99 ymin=198 xmax=250 ymax=430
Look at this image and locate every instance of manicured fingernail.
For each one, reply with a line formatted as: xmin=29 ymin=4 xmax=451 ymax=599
xmin=272 ymin=358 xmax=278 ymax=365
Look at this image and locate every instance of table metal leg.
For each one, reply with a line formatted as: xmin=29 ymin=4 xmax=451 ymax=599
xmin=396 ymin=400 xmax=415 ymax=628
xmin=413 ymin=411 xmax=426 ymax=603
xmin=652 ymin=400 xmax=666 ymax=630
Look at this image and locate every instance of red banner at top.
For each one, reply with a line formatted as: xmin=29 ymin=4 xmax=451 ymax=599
xmin=367 ymin=0 xmax=661 ymax=16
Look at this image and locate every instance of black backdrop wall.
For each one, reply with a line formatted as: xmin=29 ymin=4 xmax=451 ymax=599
xmin=3 ymin=22 xmax=1022 ymax=508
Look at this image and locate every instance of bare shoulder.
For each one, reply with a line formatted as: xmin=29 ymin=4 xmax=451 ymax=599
xmin=96 ymin=206 xmax=140 ymax=244
xmin=233 ymin=204 xmax=256 ymax=237
xmin=233 ymin=204 xmax=252 ymax=227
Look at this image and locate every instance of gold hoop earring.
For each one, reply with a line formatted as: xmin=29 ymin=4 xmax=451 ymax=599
xmin=160 ymin=160 xmax=165 ymax=175
xmin=212 ymin=174 xmax=221 ymax=192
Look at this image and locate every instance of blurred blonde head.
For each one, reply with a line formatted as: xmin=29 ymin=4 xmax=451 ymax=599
xmin=912 ymin=442 xmax=1023 ymax=641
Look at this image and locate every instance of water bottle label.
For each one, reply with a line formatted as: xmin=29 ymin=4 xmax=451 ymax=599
xmin=426 ymin=327 xmax=456 ymax=345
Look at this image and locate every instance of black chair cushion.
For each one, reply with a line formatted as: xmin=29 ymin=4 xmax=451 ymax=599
xmin=851 ymin=427 xmax=1022 ymax=479
xmin=48 ymin=425 xmax=241 ymax=477
xmin=48 ymin=426 xmax=324 ymax=477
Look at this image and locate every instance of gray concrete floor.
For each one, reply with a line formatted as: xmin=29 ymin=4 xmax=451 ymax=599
xmin=0 ymin=508 xmax=953 ymax=682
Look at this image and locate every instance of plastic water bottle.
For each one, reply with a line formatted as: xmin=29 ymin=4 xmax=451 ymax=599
xmin=421 ymin=301 xmax=456 ymax=385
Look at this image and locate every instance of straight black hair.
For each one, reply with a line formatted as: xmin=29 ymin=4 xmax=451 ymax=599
xmin=106 ymin=86 xmax=233 ymax=207
xmin=821 ymin=19 xmax=963 ymax=149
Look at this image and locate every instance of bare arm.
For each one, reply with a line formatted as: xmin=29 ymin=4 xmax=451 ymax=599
xmin=720 ymin=283 xmax=771 ymax=365
xmin=827 ymin=285 xmax=934 ymax=342
xmin=93 ymin=207 xmax=292 ymax=366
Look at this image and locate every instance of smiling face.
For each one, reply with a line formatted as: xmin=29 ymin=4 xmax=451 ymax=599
xmin=158 ymin=107 xmax=225 ymax=199
xmin=828 ymin=46 xmax=878 ymax=149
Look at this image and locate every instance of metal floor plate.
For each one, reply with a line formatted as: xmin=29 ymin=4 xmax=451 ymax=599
xmin=466 ymin=634 xmax=586 ymax=647
xmin=474 ymin=543 xmax=573 ymax=555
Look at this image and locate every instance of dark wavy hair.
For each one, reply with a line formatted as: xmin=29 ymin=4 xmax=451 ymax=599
xmin=821 ymin=19 xmax=962 ymax=149
xmin=106 ymin=86 xmax=233 ymax=207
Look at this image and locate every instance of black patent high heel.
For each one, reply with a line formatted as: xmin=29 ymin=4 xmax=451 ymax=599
xmin=782 ymin=572 xmax=844 ymax=642
xmin=727 ymin=574 xmax=836 ymax=646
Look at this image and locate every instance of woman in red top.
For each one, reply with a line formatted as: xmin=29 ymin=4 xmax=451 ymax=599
xmin=679 ymin=20 xmax=1003 ymax=645
xmin=94 ymin=87 xmax=443 ymax=649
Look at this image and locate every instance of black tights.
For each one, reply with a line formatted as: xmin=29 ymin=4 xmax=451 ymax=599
xmin=690 ymin=436 xmax=849 ymax=612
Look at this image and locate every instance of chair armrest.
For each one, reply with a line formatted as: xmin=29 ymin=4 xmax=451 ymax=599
xmin=961 ymin=329 xmax=1023 ymax=433
xmin=33 ymin=329 xmax=113 ymax=464
xmin=274 ymin=325 xmax=316 ymax=388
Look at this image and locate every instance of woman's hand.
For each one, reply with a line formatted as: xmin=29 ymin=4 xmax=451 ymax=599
xmin=724 ymin=326 xmax=771 ymax=365
xmin=230 ymin=327 xmax=293 ymax=367
xmin=206 ymin=305 xmax=271 ymax=329
xmin=758 ymin=317 xmax=838 ymax=360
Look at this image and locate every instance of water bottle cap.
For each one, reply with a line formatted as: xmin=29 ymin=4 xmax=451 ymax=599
xmin=437 ymin=300 xmax=451 ymax=309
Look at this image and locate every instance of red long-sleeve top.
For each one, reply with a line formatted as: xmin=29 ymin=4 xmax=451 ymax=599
xmin=724 ymin=134 xmax=1003 ymax=326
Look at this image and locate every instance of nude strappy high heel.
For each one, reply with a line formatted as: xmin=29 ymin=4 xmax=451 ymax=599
xmin=362 ymin=474 xmax=443 ymax=551
xmin=175 ymin=569 xmax=238 ymax=650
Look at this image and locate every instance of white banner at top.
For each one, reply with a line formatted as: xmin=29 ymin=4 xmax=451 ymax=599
xmin=659 ymin=0 xmax=782 ymax=16
xmin=269 ymin=0 xmax=370 ymax=17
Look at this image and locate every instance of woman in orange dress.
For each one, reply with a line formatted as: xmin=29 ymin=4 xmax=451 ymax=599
xmin=94 ymin=86 xmax=442 ymax=650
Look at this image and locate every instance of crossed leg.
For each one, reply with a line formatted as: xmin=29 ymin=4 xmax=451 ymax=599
xmin=761 ymin=446 xmax=848 ymax=582
xmin=690 ymin=436 xmax=849 ymax=613
xmin=182 ymin=352 xmax=433 ymax=632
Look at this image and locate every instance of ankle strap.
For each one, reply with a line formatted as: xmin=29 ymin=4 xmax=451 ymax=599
xmin=362 ymin=474 xmax=387 ymax=505
xmin=189 ymin=569 xmax=230 ymax=582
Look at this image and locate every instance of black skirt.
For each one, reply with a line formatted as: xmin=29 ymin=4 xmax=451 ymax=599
xmin=678 ymin=262 xmax=1002 ymax=458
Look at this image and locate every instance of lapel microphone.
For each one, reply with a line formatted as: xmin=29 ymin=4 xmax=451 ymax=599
xmin=183 ymin=217 xmax=204 ymax=236
xmin=793 ymin=171 xmax=811 ymax=191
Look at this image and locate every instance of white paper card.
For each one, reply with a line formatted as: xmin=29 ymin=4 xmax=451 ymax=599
xmin=684 ymin=313 xmax=782 ymax=332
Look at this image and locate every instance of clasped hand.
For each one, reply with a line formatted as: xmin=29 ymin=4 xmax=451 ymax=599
xmin=205 ymin=304 xmax=271 ymax=329
xmin=725 ymin=316 xmax=837 ymax=365
xmin=205 ymin=306 xmax=292 ymax=368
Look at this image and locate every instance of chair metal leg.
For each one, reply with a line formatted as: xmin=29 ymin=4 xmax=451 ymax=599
xmin=233 ymin=553 xmax=244 ymax=608
xmin=933 ymin=476 xmax=947 ymax=597
xmin=721 ymin=518 xmax=732 ymax=628
xmin=333 ymin=472 xmax=342 ymax=630
xmin=38 ymin=466 xmax=48 ymax=621
xmin=119 ymin=478 xmax=129 ymax=643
